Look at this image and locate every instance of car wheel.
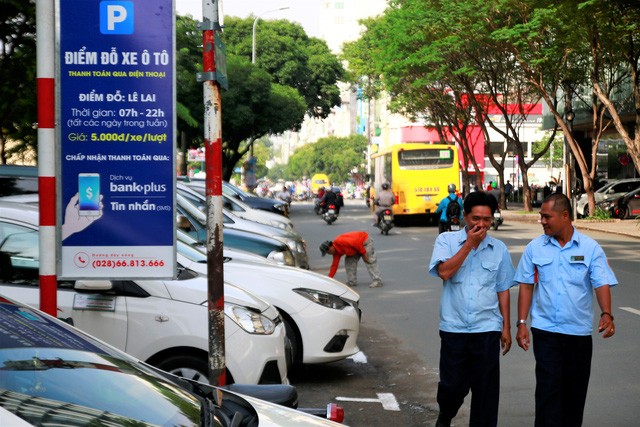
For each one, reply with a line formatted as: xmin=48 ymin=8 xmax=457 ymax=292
xmin=615 ymin=204 xmax=629 ymax=219
xmin=155 ymin=354 xmax=210 ymax=384
xmin=582 ymin=205 xmax=589 ymax=218
xmin=282 ymin=316 xmax=301 ymax=365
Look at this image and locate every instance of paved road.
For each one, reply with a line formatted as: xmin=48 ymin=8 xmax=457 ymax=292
xmin=288 ymin=198 xmax=640 ymax=426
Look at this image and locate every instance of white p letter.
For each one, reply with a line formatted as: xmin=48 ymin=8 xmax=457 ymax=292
xmin=107 ymin=5 xmax=127 ymax=30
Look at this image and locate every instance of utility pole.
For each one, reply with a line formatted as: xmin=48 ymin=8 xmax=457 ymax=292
xmin=198 ymin=0 xmax=225 ymax=386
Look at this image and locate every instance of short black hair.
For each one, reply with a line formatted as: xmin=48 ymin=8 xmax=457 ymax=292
xmin=463 ymin=191 xmax=497 ymax=215
xmin=543 ymin=193 xmax=573 ymax=221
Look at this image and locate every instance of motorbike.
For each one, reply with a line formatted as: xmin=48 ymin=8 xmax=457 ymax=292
xmin=323 ymin=204 xmax=338 ymax=224
xmin=376 ymin=208 xmax=394 ymax=235
xmin=313 ymin=198 xmax=322 ymax=215
xmin=492 ymin=207 xmax=503 ymax=230
xmin=443 ymin=215 xmax=461 ymax=233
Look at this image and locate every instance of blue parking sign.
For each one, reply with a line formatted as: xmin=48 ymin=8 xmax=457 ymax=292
xmin=59 ymin=0 xmax=175 ymax=279
xmin=100 ymin=1 xmax=134 ymax=35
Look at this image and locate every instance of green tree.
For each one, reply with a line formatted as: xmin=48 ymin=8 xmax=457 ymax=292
xmin=176 ymin=15 xmax=307 ymax=180
xmin=222 ymin=16 xmax=344 ymax=120
xmin=0 ymin=0 xmax=37 ymax=164
xmin=287 ymin=135 xmax=367 ymax=183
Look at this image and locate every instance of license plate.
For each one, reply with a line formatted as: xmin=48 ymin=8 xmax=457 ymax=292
xmin=494 ymin=213 xmax=501 ymax=219
xmin=451 ymin=225 xmax=460 ymax=231
xmin=423 ymin=196 xmax=431 ymax=201
xmin=328 ymin=209 xmax=335 ymax=214
xmin=383 ymin=215 xmax=392 ymax=220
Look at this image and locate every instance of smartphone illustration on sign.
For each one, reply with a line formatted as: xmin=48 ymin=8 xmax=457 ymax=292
xmin=78 ymin=173 xmax=101 ymax=216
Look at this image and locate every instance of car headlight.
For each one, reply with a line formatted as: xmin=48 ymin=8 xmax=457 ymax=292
xmin=279 ymin=238 xmax=298 ymax=253
xmin=293 ymin=288 xmax=349 ymax=310
xmin=271 ymin=220 xmax=288 ymax=230
xmin=225 ymin=303 xmax=276 ymax=335
xmin=273 ymin=204 xmax=284 ymax=213
xmin=267 ymin=249 xmax=296 ymax=266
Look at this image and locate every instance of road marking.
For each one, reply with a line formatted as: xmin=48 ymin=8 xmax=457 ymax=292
xmin=620 ymin=307 xmax=640 ymax=316
xmin=347 ymin=351 xmax=368 ymax=363
xmin=336 ymin=393 xmax=401 ymax=411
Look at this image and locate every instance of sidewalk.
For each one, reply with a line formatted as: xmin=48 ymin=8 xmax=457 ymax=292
xmin=501 ymin=203 xmax=640 ymax=239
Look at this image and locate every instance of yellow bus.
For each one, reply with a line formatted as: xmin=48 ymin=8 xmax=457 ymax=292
xmin=370 ymin=143 xmax=460 ymax=218
xmin=310 ymin=173 xmax=330 ymax=195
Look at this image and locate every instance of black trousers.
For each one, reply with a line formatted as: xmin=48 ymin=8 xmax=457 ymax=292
xmin=531 ymin=328 xmax=592 ymax=427
xmin=437 ymin=331 xmax=501 ymax=427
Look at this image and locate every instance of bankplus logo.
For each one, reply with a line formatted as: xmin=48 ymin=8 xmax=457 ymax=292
xmin=100 ymin=1 xmax=134 ymax=35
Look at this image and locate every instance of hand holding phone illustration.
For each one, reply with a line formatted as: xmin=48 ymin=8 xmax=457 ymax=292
xmin=62 ymin=192 xmax=104 ymax=240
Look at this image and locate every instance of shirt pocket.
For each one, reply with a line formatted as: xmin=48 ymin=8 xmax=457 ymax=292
xmin=566 ymin=260 xmax=589 ymax=287
xmin=479 ymin=261 xmax=499 ymax=285
xmin=532 ymin=257 xmax=554 ymax=283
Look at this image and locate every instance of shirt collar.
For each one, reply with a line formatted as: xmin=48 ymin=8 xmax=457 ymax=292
xmin=543 ymin=226 xmax=580 ymax=247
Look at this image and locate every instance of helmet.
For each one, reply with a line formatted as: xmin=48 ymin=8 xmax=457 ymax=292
xmin=447 ymin=183 xmax=456 ymax=193
xmin=382 ymin=183 xmax=390 ymax=190
xmin=491 ymin=182 xmax=497 ymax=189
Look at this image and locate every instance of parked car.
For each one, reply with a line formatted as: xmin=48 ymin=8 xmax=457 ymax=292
xmin=597 ymin=186 xmax=640 ymax=219
xmin=576 ymin=178 xmax=640 ymax=217
xmin=178 ymin=217 xmax=297 ymax=267
xmin=0 ymin=202 xmax=288 ymax=386
xmin=221 ymin=181 xmax=290 ymax=217
xmin=177 ymin=241 xmax=362 ymax=365
xmin=177 ymin=193 xmax=309 ymax=269
xmin=0 ymin=165 xmax=38 ymax=197
xmin=0 ymin=294 xmax=345 ymax=426
xmin=177 ymin=182 xmax=295 ymax=231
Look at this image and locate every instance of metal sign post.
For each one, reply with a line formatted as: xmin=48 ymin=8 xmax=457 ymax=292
xmin=199 ymin=0 xmax=226 ymax=386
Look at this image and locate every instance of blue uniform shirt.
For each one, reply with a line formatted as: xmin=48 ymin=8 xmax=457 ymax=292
xmin=429 ymin=228 xmax=515 ymax=333
xmin=435 ymin=193 xmax=463 ymax=222
xmin=513 ymin=227 xmax=617 ymax=336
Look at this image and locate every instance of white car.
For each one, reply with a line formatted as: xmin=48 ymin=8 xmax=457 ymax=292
xmin=178 ymin=183 xmax=295 ymax=231
xmin=576 ymin=178 xmax=640 ymax=217
xmin=177 ymin=193 xmax=310 ymax=269
xmin=178 ymin=239 xmax=362 ymax=365
xmin=0 ymin=202 xmax=288 ymax=386
xmin=0 ymin=294 xmax=345 ymax=426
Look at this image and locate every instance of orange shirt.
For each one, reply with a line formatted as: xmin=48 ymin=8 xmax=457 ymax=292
xmin=328 ymin=231 xmax=369 ymax=277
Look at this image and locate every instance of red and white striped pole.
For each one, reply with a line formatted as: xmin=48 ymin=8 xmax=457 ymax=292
xmin=36 ymin=0 xmax=57 ymax=316
xmin=201 ymin=0 xmax=225 ymax=386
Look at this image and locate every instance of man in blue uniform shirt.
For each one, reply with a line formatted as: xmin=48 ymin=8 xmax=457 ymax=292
xmin=429 ymin=191 xmax=515 ymax=427
xmin=514 ymin=193 xmax=616 ymax=427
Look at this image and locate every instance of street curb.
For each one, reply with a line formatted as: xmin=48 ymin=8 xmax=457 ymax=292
xmin=502 ymin=211 xmax=640 ymax=239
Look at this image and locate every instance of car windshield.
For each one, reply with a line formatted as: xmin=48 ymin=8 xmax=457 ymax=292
xmin=0 ymin=300 xmax=202 ymax=426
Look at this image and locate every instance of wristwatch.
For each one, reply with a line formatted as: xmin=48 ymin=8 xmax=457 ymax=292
xmin=516 ymin=319 xmax=527 ymax=326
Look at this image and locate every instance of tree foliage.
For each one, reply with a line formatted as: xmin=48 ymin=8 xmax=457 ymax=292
xmin=343 ymin=0 xmax=640 ymax=211
xmin=0 ymin=0 xmax=37 ymax=164
xmin=176 ymin=15 xmax=307 ymax=179
xmin=222 ymin=16 xmax=344 ymax=120
xmin=286 ymin=135 xmax=367 ymax=183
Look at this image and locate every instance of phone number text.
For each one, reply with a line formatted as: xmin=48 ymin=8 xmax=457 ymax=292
xmin=92 ymin=259 xmax=165 ymax=268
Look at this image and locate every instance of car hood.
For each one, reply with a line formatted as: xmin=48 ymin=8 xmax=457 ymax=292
xmin=225 ymin=260 xmax=359 ymax=302
xmin=162 ymin=275 xmax=273 ymax=314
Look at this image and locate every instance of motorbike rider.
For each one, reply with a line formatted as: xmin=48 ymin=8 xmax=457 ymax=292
xmin=435 ymin=183 xmax=464 ymax=234
xmin=488 ymin=181 xmax=501 ymax=207
xmin=317 ymin=186 xmax=326 ymax=200
xmin=320 ymin=186 xmax=340 ymax=214
xmin=373 ymin=183 xmax=395 ymax=225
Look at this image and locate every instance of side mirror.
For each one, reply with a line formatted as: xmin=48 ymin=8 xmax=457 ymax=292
xmin=177 ymin=215 xmax=191 ymax=231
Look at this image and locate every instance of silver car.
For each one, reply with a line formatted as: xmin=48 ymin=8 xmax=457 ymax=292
xmin=576 ymin=178 xmax=640 ymax=217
